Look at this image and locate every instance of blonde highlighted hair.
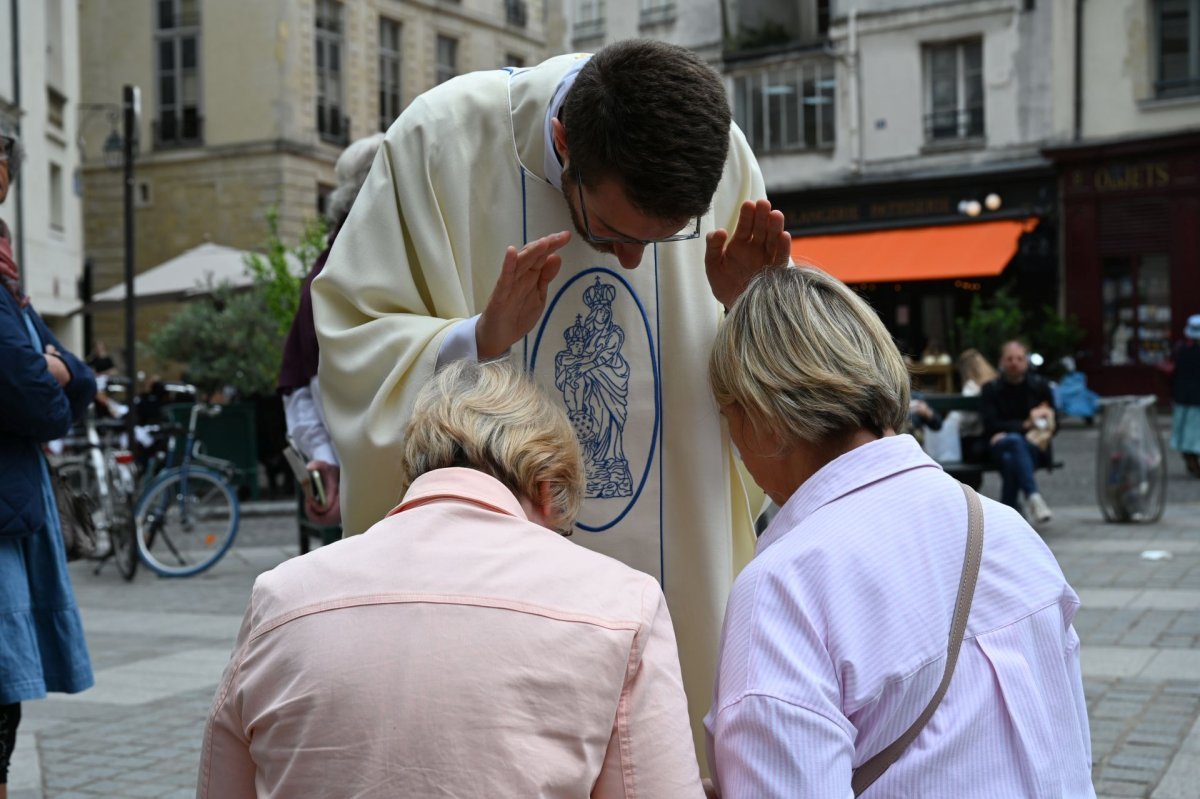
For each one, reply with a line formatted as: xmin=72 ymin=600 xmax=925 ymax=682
xmin=400 ymin=360 xmax=585 ymax=532
xmin=709 ymin=267 xmax=910 ymax=447
xmin=955 ymin=348 xmax=998 ymax=387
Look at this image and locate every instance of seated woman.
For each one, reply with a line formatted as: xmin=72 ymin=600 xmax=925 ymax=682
xmin=199 ymin=361 xmax=704 ymax=798
xmin=704 ymin=268 xmax=1093 ymax=798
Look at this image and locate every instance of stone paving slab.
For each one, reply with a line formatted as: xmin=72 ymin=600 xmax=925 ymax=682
xmin=1152 ymin=715 xmax=1200 ymax=798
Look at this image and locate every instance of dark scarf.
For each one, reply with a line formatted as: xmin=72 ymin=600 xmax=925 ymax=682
xmin=0 ymin=221 xmax=28 ymax=308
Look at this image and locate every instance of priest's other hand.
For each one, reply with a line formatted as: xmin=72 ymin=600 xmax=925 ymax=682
xmin=476 ymin=230 xmax=571 ymax=359
xmin=705 ymin=199 xmax=791 ymax=308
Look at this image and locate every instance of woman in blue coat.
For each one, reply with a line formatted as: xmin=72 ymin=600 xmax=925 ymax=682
xmin=0 ymin=123 xmax=95 ymax=797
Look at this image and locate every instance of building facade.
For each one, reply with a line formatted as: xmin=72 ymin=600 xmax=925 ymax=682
xmin=563 ymin=1 xmax=1070 ymax=370
xmin=80 ymin=0 xmax=563 ymax=368
xmin=1047 ymin=0 xmax=1200 ymax=397
xmin=567 ymin=0 xmax=723 ymax=60
xmin=762 ymin=0 xmax=1066 ymax=367
xmin=0 ymin=0 xmax=85 ymax=349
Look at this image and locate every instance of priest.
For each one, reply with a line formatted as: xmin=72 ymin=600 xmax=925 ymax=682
xmin=313 ymin=39 xmax=790 ymax=754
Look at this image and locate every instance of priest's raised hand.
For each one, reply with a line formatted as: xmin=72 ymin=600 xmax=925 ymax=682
xmin=475 ymin=230 xmax=572 ymax=360
xmin=704 ymin=198 xmax=792 ymax=308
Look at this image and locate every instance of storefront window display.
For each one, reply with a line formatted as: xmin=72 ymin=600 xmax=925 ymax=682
xmin=1102 ymin=254 xmax=1172 ymax=366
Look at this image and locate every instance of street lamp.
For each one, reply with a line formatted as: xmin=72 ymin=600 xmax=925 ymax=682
xmin=77 ymin=86 xmax=140 ymax=431
xmin=957 ymin=193 xmax=1003 ymax=218
xmin=102 ymin=129 xmax=124 ymax=170
xmin=120 ymin=85 xmax=140 ymax=435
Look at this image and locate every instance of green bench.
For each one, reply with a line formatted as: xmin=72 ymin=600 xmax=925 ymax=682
xmin=921 ymin=393 xmax=1063 ymax=490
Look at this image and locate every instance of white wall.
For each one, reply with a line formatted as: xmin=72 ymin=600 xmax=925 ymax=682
xmin=1080 ymin=0 xmax=1200 ymax=141
xmin=851 ymin=0 xmax=1050 ymax=165
xmin=737 ymin=0 xmax=1061 ymax=196
xmin=567 ymin=0 xmax=724 ymax=61
xmin=0 ymin=0 xmax=84 ymax=347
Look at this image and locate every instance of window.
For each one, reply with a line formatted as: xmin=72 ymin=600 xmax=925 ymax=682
xmin=155 ymin=0 xmax=202 ymax=147
xmin=379 ymin=18 xmax=402 ymax=132
xmin=1157 ymin=0 xmax=1200 ymax=97
xmin=316 ymin=0 xmax=347 ymax=144
xmin=49 ymin=162 xmax=64 ymax=232
xmin=574 ymin=0 xmax=605 ymax=40
xmin=505 ymin=53 xmax=526 ymax=69
xmin=47 ymin=86 xmax=66 ymax=130
xmin=505 ymin=0 xmax=528 ymax=28
xmin=436 ymin=35 xmax=458 ymax=85
xmin=923 ymin=39 xmax=984 ymax=142
xmin=1101 ymin=255 xmax=1172 ymax=366
xmin=639 ymin=0 xmax=675 ymax=27
xmin=732 ymin=60 xmax=836 ymax=153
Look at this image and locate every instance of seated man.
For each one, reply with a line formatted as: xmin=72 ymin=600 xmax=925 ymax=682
xmin=981 ymin=340 xmax=1056 ymax=523
xmin=198 ymin=361 xmax=704 ymax=798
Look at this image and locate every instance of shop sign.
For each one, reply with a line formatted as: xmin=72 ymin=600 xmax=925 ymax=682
xmin=1070 ymin=162 xmax=1171 ymax=195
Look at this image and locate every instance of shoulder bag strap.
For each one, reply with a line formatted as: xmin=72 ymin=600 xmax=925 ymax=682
xmin=851 ymin=483 xmax=984 ymax=796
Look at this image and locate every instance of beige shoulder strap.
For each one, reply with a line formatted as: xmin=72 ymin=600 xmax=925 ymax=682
xmin=851 ymin=483 xmax=984 ymax=796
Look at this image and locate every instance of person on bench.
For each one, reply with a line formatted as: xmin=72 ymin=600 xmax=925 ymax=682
xmin=981 ymin=340 xmax=1055 ymax=524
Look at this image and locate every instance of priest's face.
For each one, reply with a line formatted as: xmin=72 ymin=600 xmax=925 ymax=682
xmin=561 ymin=169 xmax=690 ymax=270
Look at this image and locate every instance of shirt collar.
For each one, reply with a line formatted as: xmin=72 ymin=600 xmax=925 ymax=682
xmin=542 ymin=56 xmax=589 ymax=192
xmin=758 ymin=435 xmax=940 ymax=553
xmin=387 ymin=467 xmax=529 ymax=522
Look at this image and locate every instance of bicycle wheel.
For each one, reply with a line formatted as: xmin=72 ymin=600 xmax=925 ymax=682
xmin=108 ymin=463 xmax=139 ymax=581
xmin=135 ymin=467 xmax=239 ymax=577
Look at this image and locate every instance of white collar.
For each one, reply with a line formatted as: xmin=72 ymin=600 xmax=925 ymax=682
xmin=542 ymin=57 xmax=589 ymax=191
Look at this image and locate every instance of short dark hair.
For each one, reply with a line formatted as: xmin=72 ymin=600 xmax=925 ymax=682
xmin=562 ymin=39 xmax=731 ymax=222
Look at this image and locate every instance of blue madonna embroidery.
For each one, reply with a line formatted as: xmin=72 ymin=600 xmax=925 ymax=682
xmin=554 ymin=277 xmax=633 ymax=498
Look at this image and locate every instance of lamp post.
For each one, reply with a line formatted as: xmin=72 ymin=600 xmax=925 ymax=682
xmin=78 ymin=87 xmax=139 ymax=426
xmin=122 ymin=85 xmax=139 ymax=433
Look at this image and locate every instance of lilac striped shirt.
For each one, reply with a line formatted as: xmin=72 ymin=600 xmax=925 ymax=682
xmin=704 ymin=435 xmax=1095 ymax=798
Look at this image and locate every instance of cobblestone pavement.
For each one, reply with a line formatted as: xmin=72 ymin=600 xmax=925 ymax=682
xmin=8 ymin=416 xmax=1200 ymax=797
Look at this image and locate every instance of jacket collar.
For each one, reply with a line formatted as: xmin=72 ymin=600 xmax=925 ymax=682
xmin=758 ymin=435 xmax=940 ymax=554
xmin=387 ymin=468 xmax=528 ymax=523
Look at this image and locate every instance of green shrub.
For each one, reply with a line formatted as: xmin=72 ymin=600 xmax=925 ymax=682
xmin=956 ymin=286 xmax=1025 ymax=363
xmin=149 ymin=209 xmax=327 ymax=397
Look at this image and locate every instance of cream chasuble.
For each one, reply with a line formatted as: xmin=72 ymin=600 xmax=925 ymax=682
xmin=313 ymin=54 xmax=764 ymax=758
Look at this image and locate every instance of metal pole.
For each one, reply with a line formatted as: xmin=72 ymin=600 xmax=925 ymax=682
xmin=10 ymin=0 xmax=25 ymax=287
xmin=123 ymin=85 xmax=136 ymax=430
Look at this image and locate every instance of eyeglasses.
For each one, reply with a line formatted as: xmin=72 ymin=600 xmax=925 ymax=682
xmin=573 ymin=168 xmax=700 ymax=246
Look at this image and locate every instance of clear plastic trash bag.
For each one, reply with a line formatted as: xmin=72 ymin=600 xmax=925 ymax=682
xmin=1096 ymin=396 xmax=1166 ymax=522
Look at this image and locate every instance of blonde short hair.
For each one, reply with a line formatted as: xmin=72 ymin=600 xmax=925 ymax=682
xmin=400 ymin=360 xmax=585 ymax=532
xmin=956 ymin=348 xmax=998 ymax=386
xmin=709 ymin=267 xmax=910 ymax=447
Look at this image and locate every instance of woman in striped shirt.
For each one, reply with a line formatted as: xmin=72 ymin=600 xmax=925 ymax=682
xmin=704 ymin=267 xmax=1094 ymax=798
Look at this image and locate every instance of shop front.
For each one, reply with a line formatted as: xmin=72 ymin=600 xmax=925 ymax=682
xmin=1048 ymin=132 xmax=1200 ymax=399
xmin=776 ymin=167 xmax=1058 ymax=380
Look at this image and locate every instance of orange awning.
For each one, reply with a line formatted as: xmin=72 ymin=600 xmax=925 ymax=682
xmin=790 ymin=218 xmax=1038 ymax=284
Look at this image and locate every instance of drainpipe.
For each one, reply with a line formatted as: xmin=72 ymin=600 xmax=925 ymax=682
xmin=848 ymin=7 xmax=862 ymax=173
xmin=9 ymin=0 xmax=25 ymax=287
xmin=1073 ymin=0 xmax=1084 ymax=140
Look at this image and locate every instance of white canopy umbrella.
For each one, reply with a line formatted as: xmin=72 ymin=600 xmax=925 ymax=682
xmin=87 ymin=242 xmax=296 ymax=309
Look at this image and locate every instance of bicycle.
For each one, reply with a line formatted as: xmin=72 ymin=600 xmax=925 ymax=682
xmin=133 ymin=393 xmax=242 ymax=577
xmin=52 ymin=407 xmax=140 ymax=581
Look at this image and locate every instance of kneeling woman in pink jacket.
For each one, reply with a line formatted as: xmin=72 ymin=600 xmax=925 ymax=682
xmin=199 ymin=360 xmax=704 ymax=798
